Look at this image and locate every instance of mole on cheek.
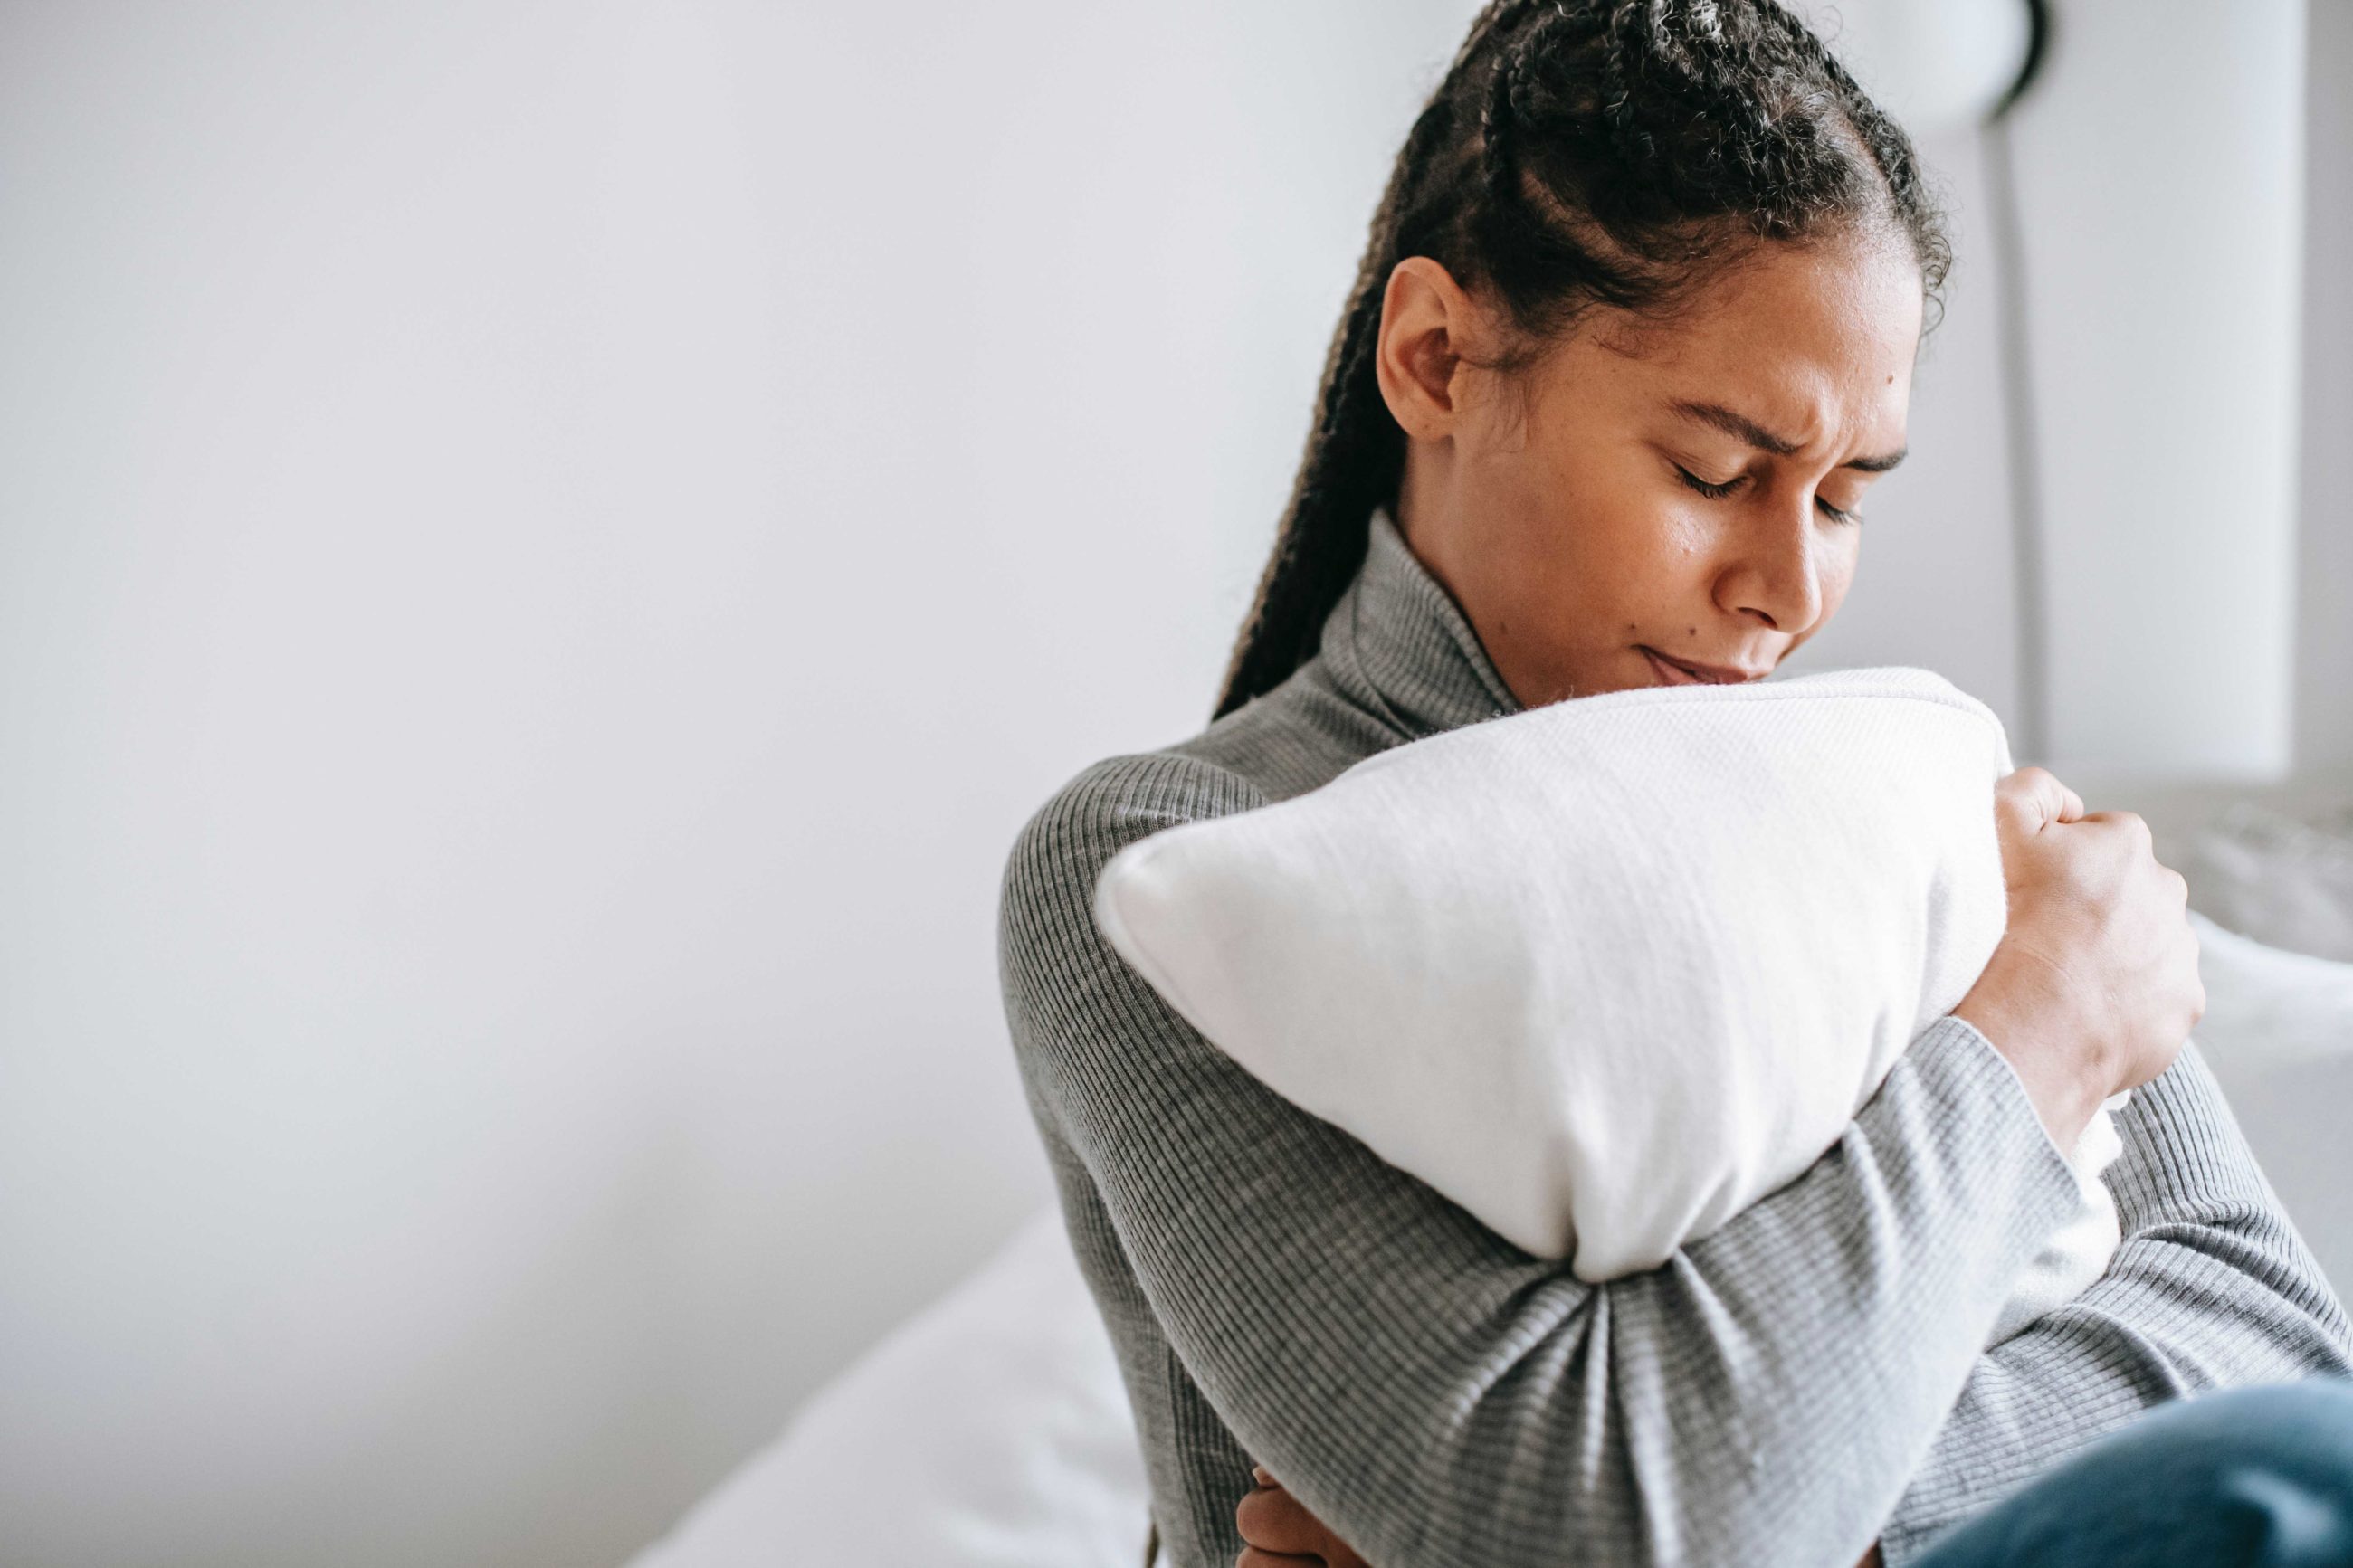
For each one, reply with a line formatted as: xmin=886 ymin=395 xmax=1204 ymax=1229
xmin=1686 ymin=628 xmax=1697 ymax=637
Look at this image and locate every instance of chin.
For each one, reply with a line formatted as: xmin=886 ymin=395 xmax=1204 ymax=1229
xmin=1530 ymin=666 xmax=1649 ymax=705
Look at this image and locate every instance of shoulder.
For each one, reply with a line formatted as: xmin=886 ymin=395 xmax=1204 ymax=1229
xmin=1000 ymin=748 xmax=1267 ymax=941
xmin=996 ymin=749 xmax=1269 ymax=1098
xmin=996 ymin=668 xmax=1373 ymax=1012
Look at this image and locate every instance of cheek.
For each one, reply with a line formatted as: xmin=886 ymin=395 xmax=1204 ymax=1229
xmin=1581 ymin=490 xmax=1715 ymax=602
xmin=1531 ymin=436 xmax=1697 ymax=560
xmin=1472 ymin=412 xmax=1713 ymax=630
xmin=1517 ymin=489 xmax=1716 ymax=638
xmin=1814 ymin=535 xmax=1864 ymax=622
xmin=1505 ymin=487 xmax=1681 ymax=603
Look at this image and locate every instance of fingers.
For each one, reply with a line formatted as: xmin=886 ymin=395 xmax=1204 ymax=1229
xmin=2078 ymin=808 xmax=2152 ymax=854
xmin=1236 ymin=1483 xmax=1335 ymax=1557
xmin=1996 ymin=766 xmax=2085 ymax=833
xmin=1239 ymin=1466 xmax=1377 ymax=1568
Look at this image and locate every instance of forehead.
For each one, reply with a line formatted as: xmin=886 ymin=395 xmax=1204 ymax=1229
xmin=1558 ymin=234 xmax=1924 ymax=449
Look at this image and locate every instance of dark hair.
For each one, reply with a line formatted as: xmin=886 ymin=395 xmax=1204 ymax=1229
xmin=1211 ymin=0 xmax=1950 ymax=719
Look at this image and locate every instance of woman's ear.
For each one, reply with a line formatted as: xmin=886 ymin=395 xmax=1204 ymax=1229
xmin=1373 ymin=256 xmax=1488 ymax=443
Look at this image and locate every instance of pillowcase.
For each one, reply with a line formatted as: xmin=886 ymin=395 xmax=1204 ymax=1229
xmin=626 ymin=1210 xmax=1148 ymax=1568
xmin=2190 ymin=908 xmax=2353 ymax=1067
xmin=1094 ymin=665 xmax=2119 ymax=1308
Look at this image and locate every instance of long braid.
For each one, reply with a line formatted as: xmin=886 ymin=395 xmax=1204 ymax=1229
xmin=1214 ymin=1 xmax=1562 ymax=719
xmin=1213 ymin=2 xmax=1554 ymax=720
xmin=1213 ymin=0 xmax=1948 ymax=718
xmin=1209 ymin=187 xmax=1400 ymax=719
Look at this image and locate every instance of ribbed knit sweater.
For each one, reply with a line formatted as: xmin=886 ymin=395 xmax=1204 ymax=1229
xmin=996 ymin=509 xmax=2351 ymax=1568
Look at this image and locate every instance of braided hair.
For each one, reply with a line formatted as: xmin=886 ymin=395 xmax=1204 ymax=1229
xmin=1211 ymin=0 xmax=1949 ymax=719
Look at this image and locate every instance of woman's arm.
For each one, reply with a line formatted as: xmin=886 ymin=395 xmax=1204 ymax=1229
xmin=1877 ymin=1041 xmax=2353 ymax=1564
xmin=1002 ymin=750 xmax=2084 ymax=1568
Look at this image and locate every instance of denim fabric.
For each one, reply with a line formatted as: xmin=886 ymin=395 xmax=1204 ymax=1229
xmin=1916 ymin=1382 xmax=2353 ymax=1567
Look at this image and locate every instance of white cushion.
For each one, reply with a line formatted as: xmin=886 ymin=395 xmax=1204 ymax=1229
xmin=2192 ymin=909 xmax=2353 ymax=1067
xmin=626 ymin=1212 xmax=1146 ymax=1568
xmin=1094 ymin=665 xmax=2116 ymax=1296
xmin=2184 ymin=908 xmax=2353 ymax=1296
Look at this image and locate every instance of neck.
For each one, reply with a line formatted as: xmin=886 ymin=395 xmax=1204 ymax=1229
xmin=1391 ymin=441 xmax=1527 ymax=708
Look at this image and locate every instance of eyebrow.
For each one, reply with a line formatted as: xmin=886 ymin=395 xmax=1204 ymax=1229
xmin=1670 ymin=399 xmax=1907 ymax=472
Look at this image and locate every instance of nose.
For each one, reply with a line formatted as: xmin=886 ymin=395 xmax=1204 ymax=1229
xmin=1718 ymin=496 xmax=1826 ymax=635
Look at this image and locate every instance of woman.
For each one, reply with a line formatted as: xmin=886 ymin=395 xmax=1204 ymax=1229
xmin=996 ymin=4 xmax=2353 ymax=1564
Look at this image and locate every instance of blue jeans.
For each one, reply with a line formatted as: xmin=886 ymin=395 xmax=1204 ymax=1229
xmin=1913 ymin=1381 xmax=2353 ymax=1567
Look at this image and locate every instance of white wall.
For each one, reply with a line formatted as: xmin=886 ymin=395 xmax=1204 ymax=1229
xmin=2300 ymin=0 xmax=2353 ymax=771
xmin=1800 ymin=2 xmax=2329 ymax=784
xmin=0 ymin=3 xmax=1486 ymax=1564
xmin=2006 ymin=0 xmax=2308 ymax=779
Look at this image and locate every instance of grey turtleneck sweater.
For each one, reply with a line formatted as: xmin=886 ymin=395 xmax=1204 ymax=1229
xmin=996 ymin=509 xmax=2350 ymax=1568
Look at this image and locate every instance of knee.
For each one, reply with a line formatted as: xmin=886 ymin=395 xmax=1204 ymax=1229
xmin=2137 ymin=1382 xmax=2353 ymax=1563
xmin=1916 ymin=1382 xmax=2353 ymax=1568
xmin=2147 ymin=1381 xmax=2353 ymax=1470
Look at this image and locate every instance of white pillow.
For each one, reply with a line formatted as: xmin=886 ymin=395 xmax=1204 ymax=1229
xmin=625 ymin=1211 xmax=1148 ymax=1568
xmin=1095 ymin=666 xmax=2119 ymax=1307
xmin=2187 ymin=909 xmax=2353 ymax=1295
xmin=2189 ymin=909 xmax=2353 ymax=1069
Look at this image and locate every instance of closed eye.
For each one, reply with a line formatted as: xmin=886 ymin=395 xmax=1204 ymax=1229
xmin=1673 ymin=463 xmax=1744 ymax=499
xmin=1678 ymin=461 xmax=1865 ymax=524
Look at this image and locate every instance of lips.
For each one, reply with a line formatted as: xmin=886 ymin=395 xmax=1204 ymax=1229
xmin=1638 ymin=646 xmax=1768 ymax=686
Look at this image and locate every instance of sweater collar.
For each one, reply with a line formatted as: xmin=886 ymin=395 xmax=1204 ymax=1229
xmin=1315 ymin=506 xmax=1524 ymax=740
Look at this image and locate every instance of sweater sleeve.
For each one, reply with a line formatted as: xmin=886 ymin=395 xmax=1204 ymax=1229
xmin=1878 ymin=1041 xmax=2353 ymax=1563
xmin=999 ymin=750 xmax=2085 ymax=1568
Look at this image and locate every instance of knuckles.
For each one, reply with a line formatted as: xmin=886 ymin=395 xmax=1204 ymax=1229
xmin=1985 ymin=774 xmax=2210 ymax=1083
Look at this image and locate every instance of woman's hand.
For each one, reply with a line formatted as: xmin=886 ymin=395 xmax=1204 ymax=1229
xmin=1235 ymin=1464 xmax=1883 ymax=1567
xmin=1235 ymin=1467 xmax=1372 ymax=1568
xmin=1952 ymin=766 xmax=2204 ymax=1146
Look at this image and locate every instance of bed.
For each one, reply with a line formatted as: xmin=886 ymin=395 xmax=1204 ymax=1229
xmin=631 ymin=890 xmax=2353 ymax=1568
